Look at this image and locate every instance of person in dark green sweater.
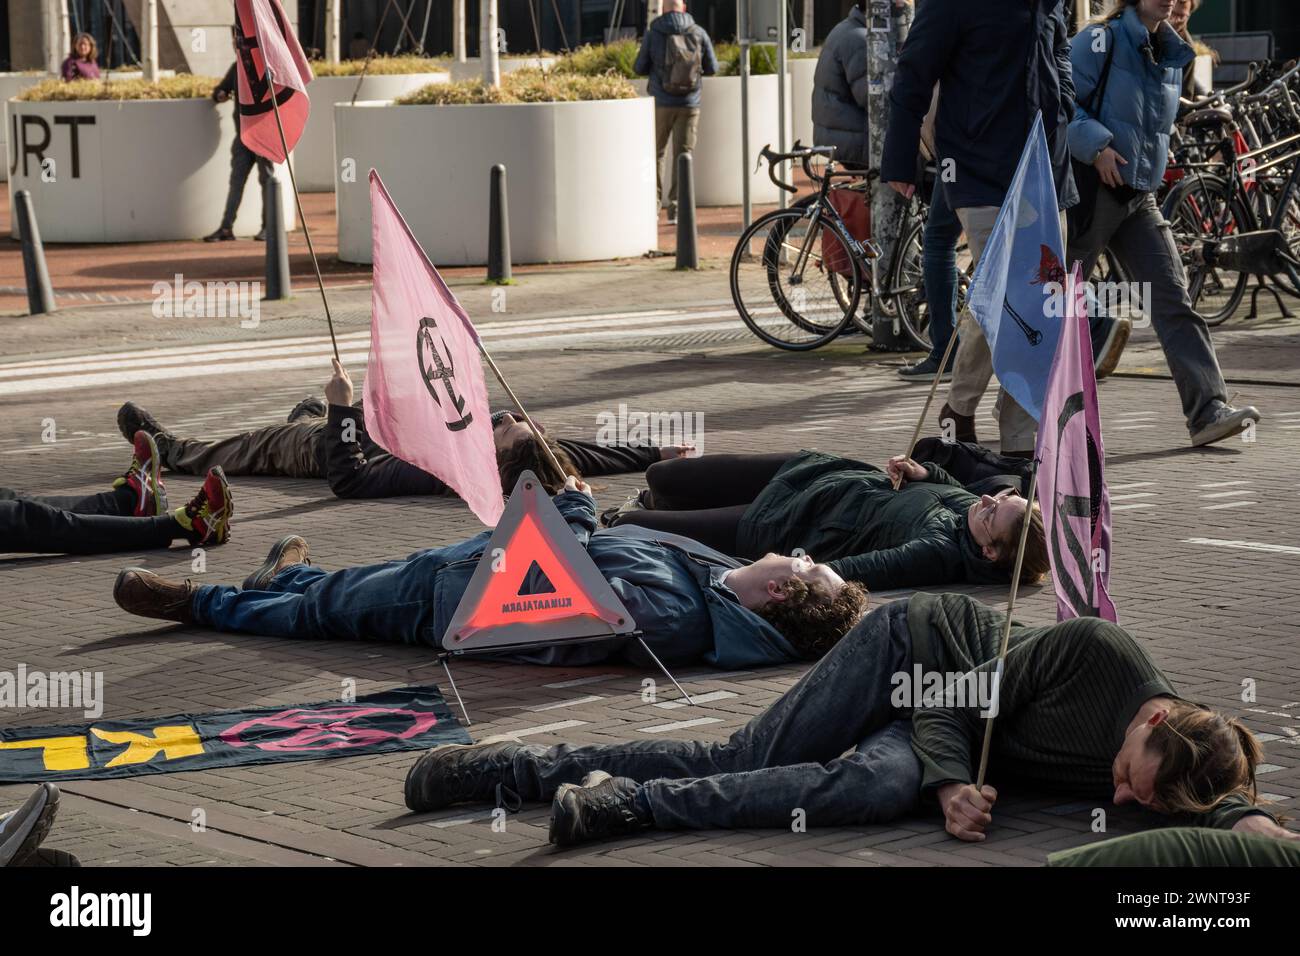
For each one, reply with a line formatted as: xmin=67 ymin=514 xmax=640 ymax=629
xmin=607 ymin=449 xmax=1048 ymax=590
xmin=403 ymin=593 xmax=1295 ymax=851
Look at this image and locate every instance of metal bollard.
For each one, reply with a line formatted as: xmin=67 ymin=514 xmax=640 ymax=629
xmin=675 ymin=153 xmax=699 ymax=270
xmin=264 ymin=177 xmax=291 ymax=300
xmin=488 ymin=164 xmax=512 ymax=283
xmin=14 ymin=190 xmax=56 ymax=315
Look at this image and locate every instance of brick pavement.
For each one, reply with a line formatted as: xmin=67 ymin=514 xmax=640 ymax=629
xmin=1 ymin=278 xmax=1298 ymax=867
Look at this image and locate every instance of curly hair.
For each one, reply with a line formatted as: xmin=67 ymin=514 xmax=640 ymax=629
xmin=754 ymin=578 xmax=871 ymax=660
xmin=1148 ymin=701 xmax=1264 ymax=816
xmin=496 ymin=434 xmax=578 ymax=494
xmin=991 ymin=500 xmax=1049 ymax=586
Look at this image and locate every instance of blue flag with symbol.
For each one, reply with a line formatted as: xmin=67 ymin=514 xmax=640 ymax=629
xmin=964 ymin=112 xmax=1065 ymax=422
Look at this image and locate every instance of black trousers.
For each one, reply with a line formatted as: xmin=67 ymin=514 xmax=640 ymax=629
xmin=0 ymin=485 xmax=178 ymax=555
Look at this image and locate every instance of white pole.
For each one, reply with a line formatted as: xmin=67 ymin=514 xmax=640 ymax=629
xmin=738 ymin=0 xmax=751 ymax=229
xmin=777 ymin=0 xmax=787 ymax=210
xmin=482 ymin=0 xmax=500 ymax=88
xmin=454 ymin=0 xmax=467 ymax=63
xmin=141 ymin=0 xmax=159 ymax=81
xmin=325 ymin=0 xmax=341 ymax=62
xmin=647 ymin=0 xmax=663 ymax=21
xmin=46 ymin=0 xmax=65 ymax=75
xmin=1074 ymin=0 xmax=1089 ymax=32
xmin=802 ymin=0 xmax=814 ymax=43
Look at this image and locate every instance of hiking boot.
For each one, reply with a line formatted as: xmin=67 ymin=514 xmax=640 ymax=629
xmin=113 ymin=569 xmax=197 ymax=624
xmin=0 ymin=784 xmax=61 ymax=868
xmin=599 ymin=489 xmax=649 ymax=528
xmin=404 ymin=741 xmax=528 ymax=812
xmin=548 ymin=774 xmax=650 ymax=847
xmin=242 ymin=535 xmax=311 ymax=591
xmin=938 ymin=402 xmax=978 ymax=444
xmin=203 ymin=227 xmax=236 ymax=242
xmin=113 ymin=430 xmax=169 ymax=517
xmin=1190 ymin=403 xmax=1263 ymax=447
xmin=116 ymin=401 xmax=171 ymax=445
xmin=287 ymin=396 xmax=327 ymax=422
xmin=898 ymin=354 xmax=953 ymax=383
xmin=1091 ymin=314 xmax=1131 ymax=380
xmin=174 ymin=467 xmax=233 ymax=546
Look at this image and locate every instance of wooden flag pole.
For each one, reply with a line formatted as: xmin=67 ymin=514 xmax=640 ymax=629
xmin=264 ymin=65 xmax=341 ymax=362
xmin=476 ymin=340 xmax=569 ymax=488
xmin=891 ymin=328 xmax=961 ymax=489
xmin=974 ymin=457 xmax=1040 ymax=789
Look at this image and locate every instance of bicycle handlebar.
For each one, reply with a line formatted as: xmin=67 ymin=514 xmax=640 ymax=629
xmin=1180 ymin=63 xmax=1258 ymax=113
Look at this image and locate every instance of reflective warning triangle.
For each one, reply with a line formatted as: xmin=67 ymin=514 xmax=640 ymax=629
xmin=441 ymin=471 xmax=637 ymax=652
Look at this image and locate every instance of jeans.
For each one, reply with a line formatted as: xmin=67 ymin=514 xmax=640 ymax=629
xmin=655 ymin=106 xmax=701 ymax=207
xmin=162 ymin=420 xmax=326 ymax=478
xmin=922 ymin=182 xmax=961 ymax=366
xmin=510 ymin=600 xmax=922 ymax=829
xmin=220 ymin=136 xmax=272 ymax=232
xmin=1067 ymin=190 xmax=1227 ymax=430
xmin=0 ymin=485 xmax=178 ymax=554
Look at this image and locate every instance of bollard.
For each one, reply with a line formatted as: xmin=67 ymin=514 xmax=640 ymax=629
xmin=488 ymin=164 xmax=512 ymax=283
xmin=675 ymin=153 xmax=699 ymax=270
xmin=264 ymin=177 xmax=291 ymax=300
xmin=14 ymin=190 xmax=56 ymax=315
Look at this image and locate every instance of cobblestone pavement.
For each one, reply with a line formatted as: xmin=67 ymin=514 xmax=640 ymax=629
xmin=1 ymin=261 xmax=1297 ymax=866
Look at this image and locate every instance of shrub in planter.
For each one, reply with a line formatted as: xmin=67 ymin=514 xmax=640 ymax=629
xmin=16 ymin=75 xmax=218 ymax=102
xmin=308 ymin=55 xmax=446 ymax=76
xmin=397 ymin=68 xmax=635 ymax=105
xmin=554 ymin=40 xmax=640 ymax=78
xmin=714 ymin=43 xmax=779 ymax=76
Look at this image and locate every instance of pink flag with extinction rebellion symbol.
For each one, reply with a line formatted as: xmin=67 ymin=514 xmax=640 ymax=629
xmin=363 ymin=169 xmax=504 ymax=526
xmin=234 ymin=0 xmax=313 ymax=163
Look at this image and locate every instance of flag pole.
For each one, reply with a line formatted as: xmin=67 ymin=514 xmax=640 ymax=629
xmin=475 ymin=340 xmax=569 ymax=488
xmin=974 ymin=457 xmax=1040 ymax=789
xmin=891 ymin=327 xmax=961 ymax=489
xmin=264 ymin=65 xmax=341 ymax=362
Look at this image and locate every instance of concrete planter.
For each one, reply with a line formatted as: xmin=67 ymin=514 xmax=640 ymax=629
xmin=0 ymin=73 xmax=50 ymax=182
xmin=789 ymin=56 xmax=818 ymax=149
xmin=447 ymin=57 xmax=556 ymax=82
xmin=6 ymin=97 xmax=294 ymax=242
xmin=296 ymin=72 xmax=449 ymax=191
xmin=335 ymin=96 xmax=656 ymax=266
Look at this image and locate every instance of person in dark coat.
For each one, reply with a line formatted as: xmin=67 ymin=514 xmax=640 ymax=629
xmin=811 ymin=2 xmax=871 ymax=168
xmin=608 ymin=448 xmax=1048 ymax=590
xmin=205 ymin=27 xmax=272 ymax=242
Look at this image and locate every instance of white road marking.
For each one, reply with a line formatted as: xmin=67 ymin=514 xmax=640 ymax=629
xmin=509 ymin=720 xmax=587 ymax=737
xmin=1185 ymin=538 xmax=1300 ymax=555
xmin=654 ymin=691 xmax=738 ymax=709
xmin=1109 ymin=481 xmax=1155 ymax=490
xmin=1110 ymin=492 xmax=1157 ymax=501
xmin=1200 ymin=490 xmax=1255 ymax=499
xmin=638 ymin=717 xmax=723 ymax=733
xmin=1198 ymin=480 xmax=1253 ymax=488
xmin=1203 ymin=501 xmax=1255 ymax=511
xmin=527 ymin=695 xmax=604 ymax=712
xmin=542 ymin=674 xmax=624 ymax=689
xmin=1111 ymin=503 xmax=1155 ymax=511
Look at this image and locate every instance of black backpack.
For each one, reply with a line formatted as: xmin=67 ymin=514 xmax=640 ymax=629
xmin=660 ymin=31 xmax=704 ymax=96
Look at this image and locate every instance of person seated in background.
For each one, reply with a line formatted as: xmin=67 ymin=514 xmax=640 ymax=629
xmin=403 ymin=592 xmax=1295 ymax=850
xmin=606 ymin=446 xmax=1047 ymax=591
xmin=61 ymin=33 xmax=100 ymax=82
xmin=115 ymin=360 xmax=689 ymax=500
xmin=113 ymin=475 xmax=870 ymax=670
xmin=0 ymin=432 xmax=230 ymax=556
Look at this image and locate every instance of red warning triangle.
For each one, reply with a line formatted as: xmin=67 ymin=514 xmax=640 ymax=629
xmin=441 ymin=471 xmax=636 ymax=652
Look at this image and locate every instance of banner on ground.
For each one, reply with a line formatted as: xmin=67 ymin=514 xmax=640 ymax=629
xmin=364 ymin=168 xmax=505 ymax=526
xmin=234 ymin=0 xmax=313 ymax=162
xmin=1036 ymin=263 xmax=1118 ymax=622
xmin=0 ymin=685 xmax=469 ymax=783
xmin=964 ymin=111 xmax=1065 ymax=422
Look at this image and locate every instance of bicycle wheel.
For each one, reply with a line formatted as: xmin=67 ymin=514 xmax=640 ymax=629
xmin=1268 ymin=171 xmax=1300 ymax=297
xmin=1162 ymin=174 xmax=1249 ymax=326
xmin=889 ymin=217 xmax=974 ymax=350
xmin=788 ymin=194 xmax=867 ymax=333
xmin=730 ymin=207 xmax=859 ymax=350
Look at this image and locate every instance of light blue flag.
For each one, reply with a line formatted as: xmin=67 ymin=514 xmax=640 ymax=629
xmin=964 ymin=111 xmax=1065 ymax=422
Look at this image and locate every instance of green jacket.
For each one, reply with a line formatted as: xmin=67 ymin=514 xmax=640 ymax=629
xmin=736 ymin=451 xmax=1003 ymax=590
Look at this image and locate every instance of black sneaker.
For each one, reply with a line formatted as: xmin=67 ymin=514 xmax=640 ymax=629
xmin=549 ymin=773 xmax=650 ymax=847
xmin=404 ymin=741 xmax=527 ymax=812
xmin=287 ymin=396 xmax=327 ymax=423
xmin=0 ymin=784 xmax=61 ymax=867
xmin=116 ymin=401 xmax=172 ymax=445
xmin=897 ymin=355 xmax=953 ymax=383
xmin=203 ymin=227 xmax=236 ymax=242
xmin=1091 ymin=314 xmax=1132 ymax=380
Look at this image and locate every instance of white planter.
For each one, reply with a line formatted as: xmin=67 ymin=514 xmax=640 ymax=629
xmin=295 ymin=72 xmax=448 ymax=191
xmin=448 ymin=57 xmax=556 ymax=82
xmin=6 ymin=98 xmax=294 ymax=242
xmin=637 ymin=74 xmax=793 ymax=207
xmin=789 ymin=56 xmax=818 ymax=150
xmin=0 ymin=73 xmax=51 ymax=182
xmin=335 ymin=97 xmax=656 ymax=266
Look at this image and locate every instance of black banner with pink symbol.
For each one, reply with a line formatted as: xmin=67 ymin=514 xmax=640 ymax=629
xmin=0 ymin=685 xmax=470 ymax=782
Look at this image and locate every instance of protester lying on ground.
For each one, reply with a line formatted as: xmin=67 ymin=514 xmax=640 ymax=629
xmin=605 ymin=448 xmax=1047 ymax=590
xmin=113 ymin=477 xmax=869 ymax=669
xmin=1048 ymin=826 xmax=1300 ymax=867
xmin=403 ymin=592 xmax=1295 ymax=849
xmin=0 ymin=432 xmax=231 ymax=556
xmin=1 ymin=784 xmax=81 ymax=867
xmin=116 ymin=361 xmax=689 ymax=499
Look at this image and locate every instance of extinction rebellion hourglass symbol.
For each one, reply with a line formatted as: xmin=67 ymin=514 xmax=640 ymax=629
xmin=418 ymin=316 xmax=474 ymax=432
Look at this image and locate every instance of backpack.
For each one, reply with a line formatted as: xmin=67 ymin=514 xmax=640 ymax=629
xmin=660 ymin=31 xmax=704 ymax=96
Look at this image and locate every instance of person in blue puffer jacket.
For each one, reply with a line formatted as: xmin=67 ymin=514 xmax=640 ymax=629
xmin=1067 ymin=0 xmax=1262 ymax=447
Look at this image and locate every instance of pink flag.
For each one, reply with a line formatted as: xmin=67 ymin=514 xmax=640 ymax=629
xmin=234 ymin=0 xmax=313 ymax=163
xmin=1034 ymin=263 xmax=1118 ymax=622
xmin=363 ymin=170 xmax=504 ymax=526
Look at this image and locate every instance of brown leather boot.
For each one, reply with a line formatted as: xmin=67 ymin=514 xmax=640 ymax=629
xmin=113 ymin=569 xmax=196 ymax=624
xmin=241 ymin=535 xmax=311 ymax=590
xmin=938 ymin=402 xmax=978 ymax=444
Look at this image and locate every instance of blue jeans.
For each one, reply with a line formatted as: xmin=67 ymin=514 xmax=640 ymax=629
xmin=511 ymin=600 xmax=922 ymax=828
xmin=923 ymin=181 xmax=961 ymax=365
xmin=190 ymin=532 xmax=491 ymax=644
